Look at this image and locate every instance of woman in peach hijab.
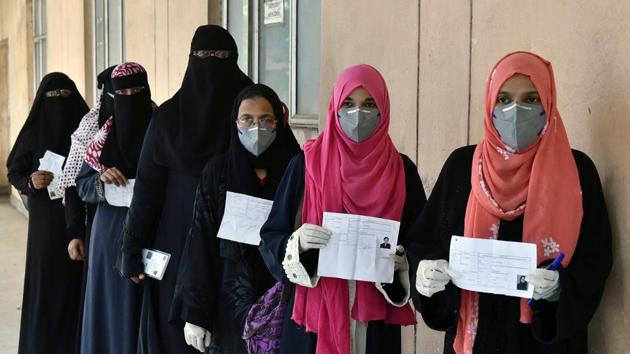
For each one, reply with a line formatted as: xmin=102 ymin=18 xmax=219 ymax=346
xmin=408 ymin=51 xmax=612 ymax=353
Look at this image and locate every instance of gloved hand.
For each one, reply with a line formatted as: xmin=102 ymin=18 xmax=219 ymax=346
xmin=415 ymin=259 xmax=459 ymax=298
xmin=525 ymin=269 xmax=561 ymax=301
xmin=184 ymin=322 xmax=211 ymax=353
xmin=389 ymin=245 xmax=409 ymax=272
xmin=296 ymin=223 xmax=332 ymax=253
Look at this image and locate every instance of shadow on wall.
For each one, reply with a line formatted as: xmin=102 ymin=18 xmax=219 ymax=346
xmin=584 ymin=38 xmax=630 ymax=354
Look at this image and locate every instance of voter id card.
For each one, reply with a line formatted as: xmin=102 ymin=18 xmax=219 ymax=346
xmin=141 ymin=248 xmax=171 ymax=280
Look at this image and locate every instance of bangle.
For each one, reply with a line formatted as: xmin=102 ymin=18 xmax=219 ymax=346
xmin=95 ymin=173 xmax=105 ymax=201
xmin=27 ymin=175 xmax=35 ymax=191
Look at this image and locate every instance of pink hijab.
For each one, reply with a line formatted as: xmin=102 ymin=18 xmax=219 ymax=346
xmin=454 ymin=52 xmax=583 ymax=353
xmin=292 ymin=64 xmax=416 ymax=354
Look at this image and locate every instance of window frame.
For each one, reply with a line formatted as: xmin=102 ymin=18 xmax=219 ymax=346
xmin=32 ymin=0 xmax=47 ymax=95
xmin=223 ymin=0 xmax=319 ymax=127
xmin=92 ymin=0 xmax=125 ymax=101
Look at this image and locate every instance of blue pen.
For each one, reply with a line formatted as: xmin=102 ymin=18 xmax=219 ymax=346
xmin=528 ymin=252 xmax=565 ymax=306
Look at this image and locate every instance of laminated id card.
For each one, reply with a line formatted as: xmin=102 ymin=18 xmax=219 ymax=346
xmin=141 ymin=248 xmax=171 ymax=280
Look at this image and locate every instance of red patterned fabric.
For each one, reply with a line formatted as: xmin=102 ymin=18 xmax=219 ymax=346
xmin=111 ymin=62 xmax=146 ymax=78
xmin=84 ymin=117 xmax=113 ymax=172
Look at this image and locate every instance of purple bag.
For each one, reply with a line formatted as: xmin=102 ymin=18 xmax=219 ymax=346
xmin=242 ymin=282 xmax=288 ymax=354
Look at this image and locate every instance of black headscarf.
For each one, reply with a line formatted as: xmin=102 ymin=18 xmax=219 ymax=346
xmin=97 ymin=65 xmax=117 ymax=127
xmin=7 ymin=72 xmax=89 ymax=170
xmin=218 ymin=84 xmax=301 ymax=198
xmin=99 ymin=64 xmax=153 ymax=178
xmin=152 ymin=25 xmax=253 ymax=176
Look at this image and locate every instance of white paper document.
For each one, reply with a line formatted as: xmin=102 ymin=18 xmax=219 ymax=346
xmin=104 ymin=179 xmax=136 ymax=207
xmin=38 ymin=150 xmax=65 ymax=200
xmin=142 ymin=248 xmax=171 ymax=280
xmin=318 ymin=212 xmax=400 ymax=284
xmin=449 ymin=236 xmax=536 ymax=298
xmin=216 ymin=191 xmax=274 ymax=246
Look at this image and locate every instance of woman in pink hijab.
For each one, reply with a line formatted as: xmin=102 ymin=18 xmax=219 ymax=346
xmin=408 ymin=51 xmax=612 ymax=354
xmin=260 ymin=64 xmax=427 ymax=354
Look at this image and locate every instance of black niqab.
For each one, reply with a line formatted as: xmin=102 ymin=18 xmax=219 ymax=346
xmin=99 ymin=69 xmax=153 ymax=178
xmin=97 ymin=65 xmax=117 ymax=127
xmin=153 ymin=25 xmax=253 ymax=176
xmin=7 ymin=72 xmax=89 ymax=170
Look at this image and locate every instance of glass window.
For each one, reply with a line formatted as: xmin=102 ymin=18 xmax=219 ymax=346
xmin=258 ymin=0 xmax=291 ymax=104
xmin=295 ymin=0 xmax=320 ymax=117
xmin=33 ymin=0 xmax=47 ymax=92
xmin=94 ymin=0 xmax=124 ymax=76
xmin=224 ymin=0 xmax=320 ymax=125
xmin=227 ymin=0 xmax=250 ymax=74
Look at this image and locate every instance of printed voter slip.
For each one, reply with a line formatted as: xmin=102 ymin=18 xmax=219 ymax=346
xmin=216 ymin=191 xmax=274 ymax=245
xmin=449 ymin=236 xmax=536 ymax=298
xmin=38 ymin=150 xmax=66 ymax=200
xmin=142 ymin=248 xmax=171 ymax=280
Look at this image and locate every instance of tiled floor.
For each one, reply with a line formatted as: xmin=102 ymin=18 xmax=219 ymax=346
xmin=0 ymin=197 xmax=27 ymax=354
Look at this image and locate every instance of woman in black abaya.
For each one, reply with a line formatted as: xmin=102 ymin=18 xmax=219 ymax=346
xmin=7 ymin=72 xmax=89 ymax=354
xmin=119 ymin=25 xmax=252 ymax=354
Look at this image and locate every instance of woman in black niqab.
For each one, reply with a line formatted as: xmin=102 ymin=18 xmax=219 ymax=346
xmin=153 ymin=24 xmax=254 ymax=176
xmin=119 ymin=25 xmax=253 ymax=354
xmin=7 ymin=72 xmax=88 ymax=354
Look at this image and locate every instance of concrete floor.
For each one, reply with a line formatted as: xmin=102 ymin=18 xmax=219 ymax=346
xmin=0 ymin=196 xmax=27 ymax=353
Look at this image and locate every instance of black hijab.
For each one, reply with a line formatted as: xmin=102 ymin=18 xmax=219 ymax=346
xmin=7 ymin=72 xmax=89 ymax=170
xmin=97 ymin=65 xmax=117 ymax=127
xmin=218 ymin=84 xmax=301 ymax=199
xmin=99 ymin=64 xmax=153 ymax=178
xmin=152 ymin=25 xmax=253 ymax=176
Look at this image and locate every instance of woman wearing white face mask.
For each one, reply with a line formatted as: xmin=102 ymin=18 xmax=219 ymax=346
xmin=170 ymin=84 xmax=301 ymax=354
xmin=259 ymin=65 xmax=427 ymax=354
xmin=407 ymin=52 xmax=612 ymax=353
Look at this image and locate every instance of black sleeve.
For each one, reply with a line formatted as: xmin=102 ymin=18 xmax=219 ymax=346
xmin=8 ymin=152 xmax=37 ymax=196
xmin=407 ymin=146 xmax=475 ymax=331
xmin=170 ymin=160 xmax=222 ymax=331
xmin=531 ymin=150 xmax=613 ymax=344
xmin=380 ymin=154 xmax=428 ymax=303
xmin=259 ymin=152 xmax=318 ymax=282
xmin=64 ymin=186 xmax=87 ymax=242
xmin=120 ymin=120 xmax=169 ymax=278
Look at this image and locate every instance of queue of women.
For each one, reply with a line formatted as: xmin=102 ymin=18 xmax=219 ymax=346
xmin=7 ymin=24 xmax=611 ymax=354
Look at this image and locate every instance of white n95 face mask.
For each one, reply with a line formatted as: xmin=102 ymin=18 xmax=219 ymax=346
xmin=238 ymin=126 xmax=277 ymax=156
xmin=492 ymin=102 xmax=546 ymax=151
xmin=338 ymin=107 xmax=381 ymax=142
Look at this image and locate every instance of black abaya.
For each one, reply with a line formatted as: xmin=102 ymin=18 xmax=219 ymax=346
xmin=119 ymin=26 xmax=252 ymax=354
xmin=170 ymin=84 xmax=301 ymax=354
xmin=7 ymin=73 xmax=88 ymax=354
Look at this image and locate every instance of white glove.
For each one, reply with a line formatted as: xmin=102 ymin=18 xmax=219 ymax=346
xmin=525 ymin=269 xmax=561 ymax=301
xmin=415 ymin=259 xmax=458 ymax=298
xmin=296 ymin=223 xmax=332 ymax=253
xmin=184 ymin=322 xmax=211 ymax=353
xmin=389 ymin=245 xmax=409 ymax=272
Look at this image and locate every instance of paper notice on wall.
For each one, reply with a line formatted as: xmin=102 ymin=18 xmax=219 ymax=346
xmin=264 ymin=0 xmax=284 ymax=25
